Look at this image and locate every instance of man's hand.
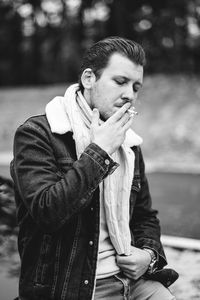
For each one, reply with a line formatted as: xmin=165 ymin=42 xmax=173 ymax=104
xmin=116 ymin=246 xmax=151 ymax=280
xmin=90 ymin=103 xmax=133 ymax=155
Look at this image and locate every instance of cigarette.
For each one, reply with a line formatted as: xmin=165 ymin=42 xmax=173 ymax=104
xmin=127 ymin=108 xmax=138 ymax=116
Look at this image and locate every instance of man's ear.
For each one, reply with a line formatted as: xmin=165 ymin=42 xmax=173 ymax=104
xmin=81 ymin=68 xmax=96 ymax=89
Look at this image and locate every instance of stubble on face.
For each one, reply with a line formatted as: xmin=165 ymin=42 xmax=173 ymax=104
xmin=84 ymin=52 xmax=143 ymax=121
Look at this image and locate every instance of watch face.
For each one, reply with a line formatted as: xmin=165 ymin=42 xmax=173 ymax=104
xmin=143 ymin=248 xmax=158 ymax=275
xmin=148 ymin=259 xmax=157 ymax=274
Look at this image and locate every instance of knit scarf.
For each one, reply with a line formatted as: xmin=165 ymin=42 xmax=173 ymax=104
xmin=45 ymin=83 xmax=142 ymax=255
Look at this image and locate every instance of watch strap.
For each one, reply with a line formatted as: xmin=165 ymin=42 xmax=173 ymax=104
xmin=143 ymin=248 xmax=156 ymax=260
xmin=143 ymin=248 xmax=157 ymax=274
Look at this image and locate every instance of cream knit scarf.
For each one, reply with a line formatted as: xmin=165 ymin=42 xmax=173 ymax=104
xmin=45 ymin=83 xmax=142 ymax=255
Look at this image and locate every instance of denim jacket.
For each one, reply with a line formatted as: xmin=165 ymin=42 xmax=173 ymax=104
xmin=11 ymin=115 xmax=176 ymax=300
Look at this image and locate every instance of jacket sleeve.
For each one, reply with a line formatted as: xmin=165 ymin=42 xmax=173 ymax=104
xmin=130 ymin=147 xmax=167 ymax=269
xmin=12 ymin=119 xmax=117 ymax=232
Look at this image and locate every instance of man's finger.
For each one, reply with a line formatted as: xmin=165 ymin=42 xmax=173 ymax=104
xmin=110 ymin=103 xmax=131 ymax=122
xmin=116 ymin=254 xmax=133 ymax=265
xmin=123 ymin=271 xmax=134 ymax=279
xmin=123 ymin=115 xmax=134 ymax=131
xmin=119 ymin=112 xmax=130 ymax=127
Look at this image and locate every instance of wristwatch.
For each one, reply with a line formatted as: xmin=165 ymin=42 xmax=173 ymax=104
xmin=143 ymin=248 xmax=158 ymax=275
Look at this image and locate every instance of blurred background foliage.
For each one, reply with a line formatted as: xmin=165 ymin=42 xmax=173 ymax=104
xmin=1 ymin=0 xmax=200 ymax=86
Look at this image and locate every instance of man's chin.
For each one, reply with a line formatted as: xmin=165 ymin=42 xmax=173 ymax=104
xmin=100 ymin=114 xmax=107 ymax=122
xmin=99 ymin=110 xmax=114 ymax=121
xmin=99 ymin=111 xmax=109 ymax=121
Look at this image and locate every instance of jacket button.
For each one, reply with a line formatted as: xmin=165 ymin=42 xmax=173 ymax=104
xmin=89 ymin=241 xmax=93 ymax=246
xmin=84 ymin=280 xmax=89 ymax=285
xmin=105 ymin=159 xmax=110 ymax=165
xmin=90 ymin=207 xmax=94 ymax=211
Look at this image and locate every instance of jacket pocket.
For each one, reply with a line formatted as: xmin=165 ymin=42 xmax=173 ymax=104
xmin=34 ymin=234 xmax=52 ymax=284
xmin=18 ymin=236 xmax=29 ymax=259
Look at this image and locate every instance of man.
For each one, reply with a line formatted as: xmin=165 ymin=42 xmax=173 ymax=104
xmin=11 ymin=37 xmax=178 ymax=300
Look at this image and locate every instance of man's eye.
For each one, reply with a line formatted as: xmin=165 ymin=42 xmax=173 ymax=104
xmin=115 ymin=79 xmax=125 ymax=85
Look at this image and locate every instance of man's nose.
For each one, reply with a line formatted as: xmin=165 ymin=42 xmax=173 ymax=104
xmin=122 ymin=87 xmax=136 ymax=104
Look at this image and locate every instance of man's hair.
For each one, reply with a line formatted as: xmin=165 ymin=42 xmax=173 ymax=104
xmin=79 ymin=36 xmax=146 ymax=90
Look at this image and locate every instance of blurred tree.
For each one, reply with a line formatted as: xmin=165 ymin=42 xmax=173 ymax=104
xmin=0 ymin=175 xmax=16 ymax=235
xmin=0 ymin=176 xmax=20 ymax=280
xmin=186 ymin=0 xmax=200 ymax=72
xmin=0 ymin=1 xmax=23 ymax=85
xmin=0 ymin=0 xmax=200 ymax=85
xmin=106 ymin=0 xmax=190 ymax=73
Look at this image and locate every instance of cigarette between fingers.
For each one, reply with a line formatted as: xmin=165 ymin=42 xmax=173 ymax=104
xmin=127 ymin=108 xmax=138 ymax=116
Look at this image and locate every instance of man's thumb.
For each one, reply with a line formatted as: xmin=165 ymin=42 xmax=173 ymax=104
xmin=91 ymin=108 xmax=100 ymax=127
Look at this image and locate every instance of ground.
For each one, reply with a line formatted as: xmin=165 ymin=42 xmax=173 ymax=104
xmin=166 ymin=247 xmax=200 ymax=300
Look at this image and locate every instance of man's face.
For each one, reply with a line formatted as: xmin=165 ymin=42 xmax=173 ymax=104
xmin=86 ymin=52 xmax=143 ymax=120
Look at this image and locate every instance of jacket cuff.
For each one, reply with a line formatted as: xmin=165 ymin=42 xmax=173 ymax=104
xmin=84 ymin=143 xmax=119 ymax=176
xmin=135 ymin=238 xmax=167 ymax=269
